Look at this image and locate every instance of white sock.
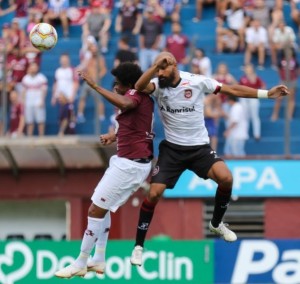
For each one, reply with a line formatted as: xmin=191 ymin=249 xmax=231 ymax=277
xmin=92 ymin=212 xmax=111 ymax=263
xmin=74 ymin=216 xmax=103 ymax=268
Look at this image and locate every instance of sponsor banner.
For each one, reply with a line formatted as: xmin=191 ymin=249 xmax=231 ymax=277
xmin=215 ymin=239 xmax=300 ymax=284
xmin=0 ymin=240 xmax=213 ymax=284
xmin=164 ymin=160 xmax=300 ymax=197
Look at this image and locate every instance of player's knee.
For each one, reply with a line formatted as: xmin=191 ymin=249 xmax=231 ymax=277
xmin=219 ymin=173 xmax=233 ymax=188
xmin=88 ymin=203 xmax=106 ymax=218
xmin=148 ymin=190 xmax=163 ymax=203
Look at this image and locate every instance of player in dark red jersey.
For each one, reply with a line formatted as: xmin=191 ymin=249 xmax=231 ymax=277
xmin=55 ymin=62 xmax=154 ymax=279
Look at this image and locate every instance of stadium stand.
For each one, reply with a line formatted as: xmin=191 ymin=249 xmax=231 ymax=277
xmin=0 ymin=0 xmax=299 ymax=155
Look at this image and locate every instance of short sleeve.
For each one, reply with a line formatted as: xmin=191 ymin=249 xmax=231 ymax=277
xmin=124 ymin=89 xmax=142 ymax=107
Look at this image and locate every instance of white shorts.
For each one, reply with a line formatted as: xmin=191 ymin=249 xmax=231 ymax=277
xmin=25 ymin=105 xmax=46 ymax=124
xmin=91 ymin=155 xmax=152 ymax=212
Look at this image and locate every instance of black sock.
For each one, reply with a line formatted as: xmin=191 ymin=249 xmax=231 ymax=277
xmin=211 ymin=186 xmax=232 ymax=228
xmin=135 ymin=198 xmax=156 ymax=247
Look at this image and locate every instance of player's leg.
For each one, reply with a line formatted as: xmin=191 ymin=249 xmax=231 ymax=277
xmin=25 ymin=105 xmax=35 ymax=136
xmin=55 ymin=203 xmax=108 ymax=278
xmin=35 ymin=106 xmax=46 ymax=136
xmin=130 ymin=182 xmax=166 ymax=266
xmin=207 ymin=160 xmax=237 ymax=242
xmin=131 ymin=140 xmax=185 ymax=266
xmin=87 ymin=211 xmax=111 ymax=274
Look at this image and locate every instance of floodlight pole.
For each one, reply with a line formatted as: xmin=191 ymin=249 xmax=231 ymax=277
xmin=1 ymin=45 xmax=8 ymax=136
xmin=283 ymin=46 xmax=291 ymax=157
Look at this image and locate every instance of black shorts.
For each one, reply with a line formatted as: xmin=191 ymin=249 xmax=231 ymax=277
xmin=151 ymin=140 xmax=223 ymax=189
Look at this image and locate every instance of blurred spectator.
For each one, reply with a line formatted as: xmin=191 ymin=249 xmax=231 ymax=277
xmin=216 ymin=0 xmax=249 ymax=51
xmin=10 ymin=18 xmax=26 ymax=50
xmin=216 ymin=27 xmax=239 ymax=53
xmin=223 ymin=95 xmax=248 ymax=157
xmin=115 ymin=0 xmax=143 ymax=52
xmin=114 ymin=36 xmax=138 ymax=67
xmin=268 ymin=3 xmax=284 ymax=68
xmin=204 ymin=93 xmax=224 ymax=151
xmin=164 ymin=22 xmax=189 ymax=71
xmin=108 ymin=88 xmax=118 ymax=135
xmin=271 ymin=47 xmax=299 ymax=121
xmin=159 ymin=0 xmax=181 ymax=23
xmin=78 ymin=33 xmax=96 ymax=65
xmin=0 ymin=3 xmax=16 ymax=17
xmin=77 ymin=43 xmax=107 ymax=123
xmin=8 ymin=89 xmax=25 ymax=138
xmin=21 ymin=62 xmax=47 ymax=136
xmin=241 ymin=0 xmax=255 ymax=15
xmin=27 ymin=0 xmax=48 ymax=32
xmin=248 ymin=0 xmax=270 ymax=29
xmin=244 ymin=18 xmax=268 ymax=69
xmin=191 ymin=47 xmax=212 ymax=76
xmin=270 ymin=20 xmax=297 ymax=67
xmin=7 ymin=47 xmax=29 ymax=97
xmin=0 ymin=22 xmax=13 ymax=48
xmin=213 ymin=62 xmax=238 ymax=114
xmin=138 ymin=7 xmax=163 ymax=71
xmin=239 ymin=64 xmax=265 ymax=140
xmin=9 ymin=0 xmax=30 ymax=31
xmin=43 ymin=0 xmax=70 ymax=38
xmin=57 ymin=93 xmax=77 ymax=136
xmin=22 ymin=35 xmax=42 ymax=67
xmin=144 ymin=0 xmax=166 ymax=26
xmin=52 ymin=54 xmax=79 ymax=136
xmin=193 ymin=0 xmax=215 ymax=22
xmin=83 ymin=0 xmax=112 ymax=54
xmin=0 ymin=24 xmax=13 ymax=82
xmin=291 ymin=0 xmax=300 ymax=32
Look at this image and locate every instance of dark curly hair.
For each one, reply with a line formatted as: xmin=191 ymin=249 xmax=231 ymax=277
xmin=111 ymin=62 xmax=143 ymax=88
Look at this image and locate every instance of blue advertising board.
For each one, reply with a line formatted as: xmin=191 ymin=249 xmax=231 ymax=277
xmin=163 ymin=160 xmax=300 ymax=197
xmin=214 ymin=239 xmax=300 ymax=284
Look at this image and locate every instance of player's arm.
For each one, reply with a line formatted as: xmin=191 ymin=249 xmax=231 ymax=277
xmin=219 ymin=84 xmax=289 ymax=99
xmin=134 ymin=64 xmax=160 ymax=94
xmin=78 ymin=71 xmax=136 ymax=111
xmin=100 ymin=133 xmax=116 ymax=145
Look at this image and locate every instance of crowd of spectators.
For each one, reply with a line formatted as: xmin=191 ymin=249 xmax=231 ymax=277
xmin=0 ymin=0 xmax=299 ymax=155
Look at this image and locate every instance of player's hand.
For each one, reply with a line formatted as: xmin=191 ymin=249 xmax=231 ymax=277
xmin=268 ymin=85 xmax=290 ymax=99
xmin=155 ymin=56 xmax=175 ymax=70
xmin=78 ymin=70 xmax=97 ymax=89
xmin=100 ymin=134 xmax=114 ymax=145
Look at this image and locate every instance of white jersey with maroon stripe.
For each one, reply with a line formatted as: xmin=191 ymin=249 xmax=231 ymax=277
xmin=22 ymin=73 xmax=48 ymax=107
xmin=151 ymin=71 xmax=222 ymax=146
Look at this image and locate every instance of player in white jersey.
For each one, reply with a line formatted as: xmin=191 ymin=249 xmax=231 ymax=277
xmin=130 ymin=52 xmax=290 ymax=266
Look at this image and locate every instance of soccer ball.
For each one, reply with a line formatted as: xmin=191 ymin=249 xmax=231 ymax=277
xmin=29 ymin=23 xmax=58 ymax=51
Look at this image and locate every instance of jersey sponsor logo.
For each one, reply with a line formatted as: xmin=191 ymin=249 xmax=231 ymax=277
xmin=184 ymin=89 xmax=192 ymax=98
xmin=152 ymin=166 xmax=159 ymax=176
xmin=159 ymin=105 xmax=195 ymax=113
xmin=129 ymin=89 xmax=136 ymax=96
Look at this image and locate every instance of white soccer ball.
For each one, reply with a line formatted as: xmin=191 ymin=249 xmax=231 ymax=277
xmin=29 ymin=23 xmax=58 ymax=51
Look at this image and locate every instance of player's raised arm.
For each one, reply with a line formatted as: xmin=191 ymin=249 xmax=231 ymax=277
xmin=135 ymin=52 xmax=176 ymax=94
xmin=219 ymin=84 xmax=290 ymax=99
xmin=78 ymin=70 xmax=136 ymax=111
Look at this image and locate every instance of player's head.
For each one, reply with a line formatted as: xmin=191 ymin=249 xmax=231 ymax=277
xmin=60 ymin=53 xmax=70 ymax=67
xmin=28 ymin=62 xmax=39 ymax=75
xmin=111 ymin=62 xmax=143 ymax=95
xmin=154 ymin=52 xmax=179 ymax=89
